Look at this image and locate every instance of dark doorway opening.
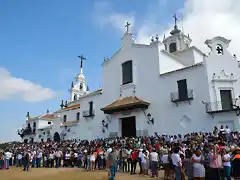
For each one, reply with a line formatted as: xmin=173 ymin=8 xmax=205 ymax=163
xmin=30 ymin=138 xmax=34 ymax=144
xmin=121 ymin=116 xmax=136 ymax=137
xmin=220 ymin=90 xmax=233 ymax=110
xmin=54 ymin=132 xmax=60 ymax=142
xmin=24 ymin=139 xmax=28 ymax=144
xmin=177 ymin=79 xmax=188 ymax=100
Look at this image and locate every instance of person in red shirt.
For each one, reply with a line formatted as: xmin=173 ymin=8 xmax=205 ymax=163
xmin=130 ymin=148 xmax=138 ymax=174
xmin=156 ymin=143 xmax=161 ymax=151
xmin=95 ymin=147 xmax=101 ymax=169
xmin=149 ymin=144 xmax=153 ymax=153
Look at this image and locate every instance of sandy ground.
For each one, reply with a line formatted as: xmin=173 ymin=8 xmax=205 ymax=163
xmin=0 ymin=168 xmax=165 ymax=180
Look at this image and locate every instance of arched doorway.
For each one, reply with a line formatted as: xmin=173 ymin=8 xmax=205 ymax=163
xmin=53 ymin=132 xmax=60 ymax=142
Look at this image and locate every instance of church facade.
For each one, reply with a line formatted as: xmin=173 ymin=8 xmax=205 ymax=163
xmin=18 ymin=20 xmax=240 ymax=142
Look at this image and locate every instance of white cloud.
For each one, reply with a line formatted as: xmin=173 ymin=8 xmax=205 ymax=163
xmin=93 ymin=1 xmax=135 ymax=33
xmin=174 ymin=0 xmax=240 ymax=54
xmin=94 ymin=0 xmax=240 ymax=55
xmin=0 ymin=67 xmax=56 ymax=102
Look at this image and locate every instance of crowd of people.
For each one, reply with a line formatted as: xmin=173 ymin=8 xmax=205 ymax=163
xmin=0 ymin=125 xmax=240 ymax=180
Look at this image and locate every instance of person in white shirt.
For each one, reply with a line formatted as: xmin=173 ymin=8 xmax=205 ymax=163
xmin=54 ymin=150 xmax=61 ymax=168
xmin=222 ymin=148 xmax=231 ymax=180
xmin=161 ymin=149 xmax=170 ymax=180
xmin=141 ymin=150 xmax=148 ymax=176
xmin=225 ymin=126 xmax=231 ymax=134
xmin=191 ymin=149 xmax=205 ymax=179
xmin=171 ymin=148 xmax=182 ymax=180
xmin=105 ymin=147 xmax=112 ymax=161
xmin=126 ymin=147 xmax=132 ymax=172
xmin=174 ymin=137 xmax=178 ymax=144
xmin=219 ymin=125 xmax=225 ymax=135
xmin=36 ymin=150 xmax=42 ymax=168
xmin=225 ymin=126 xmax=231 ymax=144
xmin=4 ymin=150 xmax=11 ymax=169
xmin=149 ymin=148 xmax=159 ymax=178
xmin=17 ymin=152 xmax=23 ymax=167
xmin=64 ymin=151 xmax=71 ymax=167
xmin=49 ymin=151 xmax=54 ymax=168
xmin=143 ymin=146 xmax=149 ymax=157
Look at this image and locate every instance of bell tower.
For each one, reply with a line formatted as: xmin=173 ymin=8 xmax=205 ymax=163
xmin=163 ymin=14 xmax=192 ymax=53
xmin=69 ymin=55 xmax=89 ymax=102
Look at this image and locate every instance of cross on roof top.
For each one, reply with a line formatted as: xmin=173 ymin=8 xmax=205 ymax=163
xmin=77 ymin=55 xmax=86 ymax=68
xmin=125 ymin=22 xmax=131 ymax=33
xmin=173 ymin=14 xmax=178 ymax=27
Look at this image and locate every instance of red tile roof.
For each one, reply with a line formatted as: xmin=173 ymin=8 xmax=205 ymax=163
xmin=60 ymin=120 xmax=79 ymax=127
xmin=41 ymin=114 xmax=55 ymax=119
xmin=101 ymin=96 xmax=150 ymax=113
xmin=55 ymin=104 xmax=80 ymax=113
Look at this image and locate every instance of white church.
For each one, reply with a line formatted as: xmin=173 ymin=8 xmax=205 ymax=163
xmin=18 ymin=17 xmax=240 ymax=143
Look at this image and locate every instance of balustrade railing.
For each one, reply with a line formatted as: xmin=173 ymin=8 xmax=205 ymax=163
xmin=205 ymin=99 xmax=238 ymax=113
xmin=170 ymin=89 xmax=194 ymax=102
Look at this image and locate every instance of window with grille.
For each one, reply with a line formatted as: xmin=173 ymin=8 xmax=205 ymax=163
xmin=122 ymin=60 xmax=133 ymax=85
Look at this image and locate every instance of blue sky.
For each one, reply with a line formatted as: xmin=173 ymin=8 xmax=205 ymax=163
xmin=0 ymin=0 xmax=239 ymax=142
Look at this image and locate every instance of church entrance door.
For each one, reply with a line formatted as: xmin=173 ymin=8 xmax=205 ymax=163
xmin=121 ymin=116 xmax=136 ymax=137
xmin=54 ymin=132 xmax=60 ymax=142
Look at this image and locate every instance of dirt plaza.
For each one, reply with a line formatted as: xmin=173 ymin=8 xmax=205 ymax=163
xmin=0 ymin=167 xmax=165 ymax=180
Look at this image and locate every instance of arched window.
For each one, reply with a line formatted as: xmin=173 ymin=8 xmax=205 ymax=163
xmin=169 ymin=43 xmax=177 ymax=53
xmin=79 ymin=83 xmax=83 ymax=90
xmin=73 ymin=94 xmax=77 ymax=100
xmin=122 ymin=60 xmax=133 ymax=85
xmin=33 ymin=122 xmax=36 ymax=128
xmin=216 ymin=44 xmax=223 ymax=55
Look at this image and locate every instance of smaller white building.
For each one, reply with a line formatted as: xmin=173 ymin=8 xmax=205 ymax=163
xmin=18 ymin=111 xmax=57 ymax=143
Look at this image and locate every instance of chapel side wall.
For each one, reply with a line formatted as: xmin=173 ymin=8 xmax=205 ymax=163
xmin=75 ymin=93 xmax=106 ymax=140
xmin=58 ymin=108 xmax=80 ymax=123
xmin=154 ymin=65 xmax=212 ymax=134
xmin=57 ymin=93 xmax=106 ymax=140
xmin=55 ymin=107 xmax=80 ymax=140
